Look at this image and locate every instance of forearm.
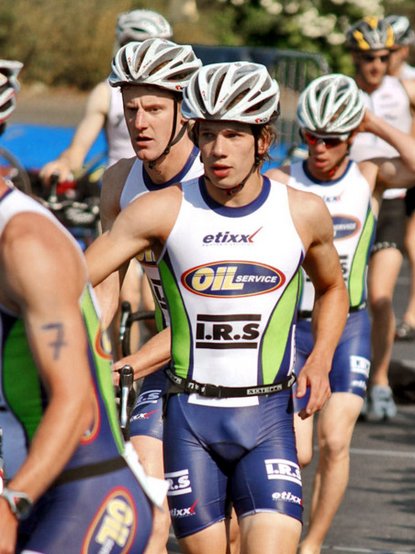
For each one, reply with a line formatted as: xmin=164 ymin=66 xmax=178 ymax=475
xmin=113 ymin=327 xmax=171 ymax=382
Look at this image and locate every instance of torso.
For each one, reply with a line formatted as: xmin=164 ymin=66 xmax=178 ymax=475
xmin=121 ymin=148 xmax=203 ymax=331
xmin=289 ymin=160 xmax=376 ymax=311
xmin=350 ymin=75 xmax=412 ymax=199
xmin=0 ymin=187 xmax=125 ymax=474
xmin=159 ymin=176 xmax=305 ymax=407
xmin=106 ymin=85 xmax=135 ymax=167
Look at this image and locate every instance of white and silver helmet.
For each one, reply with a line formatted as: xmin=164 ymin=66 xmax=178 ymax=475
xmin=109 ymin=38 xmax=202 ymax=92
xmin=115 ymin=9 xmax=173 ymax=45
xmin=181 ymin=62 xmax=280 ymax=124
xmin=385 ymin=15 xmax=415 ymax=46
xmin=297 ymin=73 xmax=365 ymax=136
xmin=346 ymin=16 xmax=395 ymax=51
xmin=0 ymin=60 xmax=23 ymax=123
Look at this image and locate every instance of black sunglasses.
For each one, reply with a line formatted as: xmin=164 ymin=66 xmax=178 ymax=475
xmin=360 ymin=53 xmax=390 ymax=64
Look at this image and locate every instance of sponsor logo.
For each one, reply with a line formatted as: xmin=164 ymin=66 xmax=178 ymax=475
xmin=265 ymin=459 xmax=302 ymax=486
xmin=166 ymin=469 xmax=192 ymax=496
xmin=130 ymin=409 xmax=159 ymax=422
xmin=170 ymin=499 xmax=199 ymax=518
xmin=332 ymin=215 xmax=361 ymax=240
xmin=182 ymin=261 xmax=285 ymax=298
xmin=137 ymin=248 xmax=156 ymax=266
xmin=272 ymin=491 xmax=302 ymax=506
xmin=351 ymin=379 xmax=367 ymax=390
xmin=83 ymin=490 xmax=135 ymax=552
xmin=149 ymin=278 xmax=167 ymax=312
xmin=196 ymin=313 xmax=261 ymax=350
xmin=350 ymin=355 xmax=370 ymax=377
xmin=94 ymin=328 xmax=113 ymax=361
xmin=136 ymin=389 xmax=163 ymax=406
xmin=203 ymin=227 xmax=262 ymax=245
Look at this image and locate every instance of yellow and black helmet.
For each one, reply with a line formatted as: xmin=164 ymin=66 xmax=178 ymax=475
xmin=346 ymin=16 xmax=395 ymax=51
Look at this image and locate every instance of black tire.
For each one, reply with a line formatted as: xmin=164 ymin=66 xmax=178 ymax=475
xmin=0 ymin=146 xmax=32 ymax=194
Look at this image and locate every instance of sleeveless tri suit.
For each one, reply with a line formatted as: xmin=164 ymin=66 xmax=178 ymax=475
xmin=158 ymin=176 xmax=305 ymax=537
xmin=0 ymin=186 xmax=152 ymax=553
xmin=288 ymin=161 xmax=376 ymax=408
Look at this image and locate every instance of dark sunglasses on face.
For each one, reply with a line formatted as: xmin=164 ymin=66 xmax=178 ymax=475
xmin=301 ymin=130 xmax=348 ymax=149
xmin=359 ymin=53 xmax=390 ymax=64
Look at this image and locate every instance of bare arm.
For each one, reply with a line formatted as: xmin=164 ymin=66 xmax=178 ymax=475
xmin=39 ymin=82 xmax=110 ymax=184
xmin=289 ymin=188 xmax=349 ymax=418
xmin=0 ymin=215 xmax=95 ymax=551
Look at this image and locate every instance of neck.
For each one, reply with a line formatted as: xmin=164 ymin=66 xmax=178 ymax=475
xmin=355 ymin=74 xmax=382 ymax=95
xmin=204 ymin=170 xmax=263 ymax=207
xmin=143 ymin=136 xmax=195 ymax=185
xmin=306 ymin=155 xmax=350 ymax=182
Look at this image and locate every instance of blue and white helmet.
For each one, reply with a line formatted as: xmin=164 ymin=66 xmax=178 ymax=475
xmin=0 ymin=60 xmax=23 ymax=123
xmin=181 ymin=62 xmax=280 ymax=124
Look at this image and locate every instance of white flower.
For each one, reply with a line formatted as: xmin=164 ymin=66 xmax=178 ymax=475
xmin=260 ymin=0 xmax=283 ymax=15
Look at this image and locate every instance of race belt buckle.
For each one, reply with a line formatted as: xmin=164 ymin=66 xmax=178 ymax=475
xmin=200 ymin=383 xmax=222 ymax=398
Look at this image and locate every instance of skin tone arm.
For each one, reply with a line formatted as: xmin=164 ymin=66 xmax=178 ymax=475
xmin=288 ymin=188 xmax=349 ymax=418
xmin=39 ymin=81 xmax=110 ymax=184
xmin=0 ymin=213 xmax=95 ymax=554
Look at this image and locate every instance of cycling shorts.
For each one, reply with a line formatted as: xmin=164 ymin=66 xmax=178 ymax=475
xmin=18 ymin=461 xmax=153 ymax=553
xmin=129 ymin=368 xmax=169 ymax=441
xmin=372 ymin=198 xmax=406 ymax=254
xmin=163 ymin=390 xmax=302 ymax=539
xmin=294 ymin=309 xmax=371 ymax=413
xmin=405 ymin=187 xmax=415 ymax=218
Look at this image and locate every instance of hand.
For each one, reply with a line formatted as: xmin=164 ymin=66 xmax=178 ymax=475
xmin=39 ymin=159 xmax=74 ymax=186
xmin=0 ymin=499 xmax=18 ymax=554
xmin=295 ymin=360 xmax=331 ymax=419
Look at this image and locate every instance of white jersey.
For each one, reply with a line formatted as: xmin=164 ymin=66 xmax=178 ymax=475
xmin=120 ymin=147 xmax=203 ymax=330
xmin=158 ymin=176 xmax=305 ymax=407
xmin=289 ymin=161 xmax=376 ymax=312
xmin=400 ymin=62 xmax=415 ymax=80
xmin=106 ymin=85 xmax=135 ymax=167
xmin=350 ymin=75 xmax=412 ymax=199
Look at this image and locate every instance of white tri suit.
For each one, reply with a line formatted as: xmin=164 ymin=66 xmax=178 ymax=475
xmin=288 ymin=161 xmax=376 ymax=409
xmin=159 ymin=176 xmax=304 ymax=538
xmin=106 ymin=85 xmax=136 ymax=168
xmin=0 ymin=186 xmax=153 ymax=553
xmin=349 ymin=75 xmax=412 ymax=254
xmin=120 ymin=147 xmax=203 ymax=441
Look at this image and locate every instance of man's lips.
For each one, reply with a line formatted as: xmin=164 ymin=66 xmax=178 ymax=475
xmin=211 ymin=165 xmax=231 ymax=178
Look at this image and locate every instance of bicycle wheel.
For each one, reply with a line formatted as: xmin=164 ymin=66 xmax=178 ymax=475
xmin=0 ymin=146 xmax=32 ymax=194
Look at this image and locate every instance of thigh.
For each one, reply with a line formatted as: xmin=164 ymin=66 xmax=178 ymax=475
xmin=19 ymin=466 xmax=153 ymax=554
xmin=368 ymin=248 xmax=403 ymax=300
xmin=230 ymin=394 xmax=302 ymax=524
xmin=373 ymin=198 xmax=406 ymax=254
xmin=330 ymin=310 xmax=371 ymax=399
xmin=129 ymin=369 xmax=169 ymax=441
xmin=163 ymin=395 xmax=228 ymax=539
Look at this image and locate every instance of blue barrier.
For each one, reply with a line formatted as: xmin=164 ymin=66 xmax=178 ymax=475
xmin=0 ymin=123 xmax=107 ymax=170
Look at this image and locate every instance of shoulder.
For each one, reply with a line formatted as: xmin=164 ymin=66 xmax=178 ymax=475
xmin=266 ymin=166 xmax=290 ymax=184
xmin=85 ymin=81 xmax=111 ymax=113
xmin=400 ymin=78 xmax=415 ymax=103
xmin=100 ymin=157 xmax=137 ymax=229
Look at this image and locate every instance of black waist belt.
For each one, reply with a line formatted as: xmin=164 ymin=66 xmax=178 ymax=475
xmin=54 ymin=456 xmax=127 ymax=487
xmin=165 ymin=367 xmax=296 ymax=399
xmin=298 ymin=302 xmax=367 ymax=321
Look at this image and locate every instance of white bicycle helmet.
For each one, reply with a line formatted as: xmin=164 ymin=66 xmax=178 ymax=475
xmin=297 ymin=73 xmax=365 ymax=137
xmin=181 ymin=62 xmax=280 ymax=124
xmin=0 ymin=60 xmax=23 ymax=123
xmin=116 ymin=9 xmax=173 ymax=45
xmin=109 ymin=38 xmax=202 ymax=92
xmin=346 ymin=16 xmax=395 ymax=51
xmin=385 ymin=15 xmax=415 ymax=46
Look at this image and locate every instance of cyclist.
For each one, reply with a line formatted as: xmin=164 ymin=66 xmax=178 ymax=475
xmin=385 ymin=14 xmax=415 ymax=340
xmin=86 ymin=61 xmax=349 ymax=554
xmin=267 ymin=73 xmax=415 ymax=554
xmin=99 ymin=37 xmax=203 ymax=554
xmin=0 ymin=65 xmax=157 ymax=554
xmin=346 ymin=16 xmax=415 ymax=420
xmin=40 ymin=8 xmax=173 ymax=355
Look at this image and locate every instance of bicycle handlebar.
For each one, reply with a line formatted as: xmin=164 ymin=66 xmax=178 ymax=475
xmin=119 ymin=365 xmax=135 ymax=440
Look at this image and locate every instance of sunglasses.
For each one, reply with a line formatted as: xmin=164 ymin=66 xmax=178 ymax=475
xmin=359 ymin=53 xmax=390 ymax=64
xmin=301 ymin=130 xmax=349 ymax=149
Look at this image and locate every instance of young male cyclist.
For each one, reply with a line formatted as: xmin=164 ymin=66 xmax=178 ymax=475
xmin=267 ymin=73 xmax=415 ymax=554
xmin=346 ymin=16 xmax=415 ymax=420
xmin=86 ymin=61 xmax=349 ymax=554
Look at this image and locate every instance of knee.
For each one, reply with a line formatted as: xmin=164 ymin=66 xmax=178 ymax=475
xmin=319 ymin=436 xmax=349 ymax=463
xmin=151 ymin=504 xmax=171 ymax=543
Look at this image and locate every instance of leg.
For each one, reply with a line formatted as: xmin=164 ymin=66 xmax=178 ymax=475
xmin=399 ymin=211 xmax=415 ymax=330
xmin=227 ymin=508 xmax=241 ymax=554
xmin=179 ymin=521 xmax=228 ymax=554
xmin=131 ymin=435 xmax=170 ymax=554
xmin=239 ymin=512 xmax=301 ymax=554
xmin=299 ymin=393 xmax=363 ymax=554
xmin=294 ymin=413 xmax=315 ymax=468
xmin=367 ymin=247 xmax=402 ymax=419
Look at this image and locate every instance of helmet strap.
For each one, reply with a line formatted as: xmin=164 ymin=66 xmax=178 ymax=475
xmin=148 ymin=100 xmax=187 ymax=169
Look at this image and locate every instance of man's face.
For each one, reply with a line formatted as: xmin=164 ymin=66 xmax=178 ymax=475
xmin=302 ymin=130 xmax=350 ymax=180
xmin=122 ymin=85 xmax=179 ymax=162
xmin=353 ymin=49 xmax=391 ymax=88
xmin=198 ymin=120 xmax=258 ymax=193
